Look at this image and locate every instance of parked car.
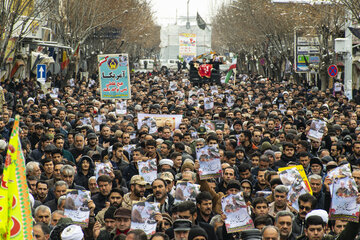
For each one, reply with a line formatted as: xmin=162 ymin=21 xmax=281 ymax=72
xmin=160 ymin=59 xmax=180 ymax=71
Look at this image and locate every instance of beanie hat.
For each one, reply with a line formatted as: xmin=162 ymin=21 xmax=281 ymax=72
xmin=104 ymin=206 xmax=117 ymax=220
xmin=188 ymin=226 xmax=208 ymax=240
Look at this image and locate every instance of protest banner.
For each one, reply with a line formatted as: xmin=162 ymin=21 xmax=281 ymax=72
xmin=278 ymin=165 xmax=312 ymax=195
xmin=196 ymin=146 xmax=222 ymax=180
xmin=131 ymin=201 xmax=160 ymax=236
xmin=137 ymin=113 xmax=183 ymax=134
xmin=115 ymin=101 xmax=127 ymax=115
xmin=174 ymin=182 xmax=201 ymax=204
xmin=64 ymin=190 xmax=91 ymax=226
xmin=95 ymin=162 xmax=112 ymax=180
xmin=329 ymin=176 xmax=360 ymax=222
xmin=138 ymin=159 xmax=157 ymax=184
xmin=307 ymin=119 xmax=326 ymax=142
xmin=222 ymin=193 xmax=253 ymax=233
xmin=98 ymin=54 xmax=131 ymax=99
xmin=278 ymin=166 xmax=311 ymax=211
xmin=179 ymin=33 xmax=196 ymax=62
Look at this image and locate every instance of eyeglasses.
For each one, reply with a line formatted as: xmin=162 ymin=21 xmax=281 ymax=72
xmin=299 ymin=205 xmax=311 ymax=211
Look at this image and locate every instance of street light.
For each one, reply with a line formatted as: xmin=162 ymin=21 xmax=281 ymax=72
xmin=186 ymin=0 xmax=191 ymax=29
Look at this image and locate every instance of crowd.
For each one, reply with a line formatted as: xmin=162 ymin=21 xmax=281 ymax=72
xmin=2 ymin=65 xmax=360 ymax=240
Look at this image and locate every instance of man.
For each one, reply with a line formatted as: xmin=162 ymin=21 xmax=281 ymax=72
xmin=60 ymin=165 xmax=85 ymax=190
xmin=40 ymin=159 xmax=54 ymax=181
xmin=275 ymin=211 xmax=296 ymax=240
xmin=147 ymin=178 xmax=174 ymax=214
xmin=144 ymin=139 xmax=161 ymax=163
xmin=121 ymin=175 xmax=146 ymax=209
xmin=33 ymin=222 xmax=51 ymax=240
xmin=261 ymin=225 xmax=280 ymax=240
xmin=96 ymin=189 xmax=123 ymax=227
xmin=89 ymin=176 xmax=99 ymax=195
xmin=160 ymin=141 xmax=172 ymax=158
xmin=87 ymin=132 xmax=104 ymax=153
xmin=274 ymin=143 xmax=296 ymax=168
xmin=252 ymin=197 xmax=273 ymax=223
xmin=347 ymin=141 xmax=360 ymax=165
xmin=292 ymin=193 xmax=317 ymax=237
xmin=330 ymin=220 xmax=348 ymax=237
xmin=26 ymin=161 xmax=42 ymax=179
xmin=51 ymin=210 xmax=64 ymax=227
xmin=298 ymin=152 xmax=311 ymax=175
xmin=112 ymin=207 xmax=132 ymax=237
xmin=45 ymin=180 xmax=68 ymax=212
xmin=309 ymin=158 xmax=323 ymax=176
xmin=35 ymin=181 xmax=50 ymax=203
xmin=69 ymin=133 xmax=90 ymax=163
xmin=34 ymin=205 xmax=52 ymax=225
xmin=215 ymin=167 xmax=236 ymax=194
xmin=173 ymin=219 xmax=192 ymax=240
xmin=308 ymin=174 xmax=325 ymax=209
xmin=46 ymin=162 xmax=63 ymax=189
xmin=92 ymin=175 xmax=113 ymax=215
xmin=253 ymin=168 xmax=270 ymax=193
xmin=268 ymin=185 xmax=292 ymax=218
xmin=30 ymin=135 xmax=52 ymax=162
xmin=110 ymin=142 xmax=129 ymax=171
xmin=54 ymin=135 xmax=75 ymax=163
xmin=196 ymin=191 xmax=214 ymax=224
xmin=352 ymin=169 xmax=360 ymax=187
xmin=165 ymin=201 xmax=217 ymax=240
xmin=94 ymin=206 xmax=118 ymax=240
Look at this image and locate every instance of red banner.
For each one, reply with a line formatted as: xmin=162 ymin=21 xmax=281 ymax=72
xmin=198 ymin=64 xmax=212 ymax=78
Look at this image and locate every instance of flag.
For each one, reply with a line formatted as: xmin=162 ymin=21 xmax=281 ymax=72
xmin=225 ymin=57 xmax=237 ymax=84
xmin=198 ymin=64 xmax=212 ymax=78
xmin=73 ymin=43 xmax=80 ymax=58
xmin=61 ymin=50 xmax=69 ymax=70
xmin=197 ymin=12 xmax=206 ymax=30
xmin=0 ymin=115 xmax=33 ymax=240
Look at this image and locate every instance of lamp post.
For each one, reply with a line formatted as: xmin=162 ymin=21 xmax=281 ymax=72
xmin=186 ymin=0 xmax=190 ymax=29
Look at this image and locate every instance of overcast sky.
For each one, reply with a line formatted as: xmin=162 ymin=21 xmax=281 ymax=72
xmin=151 ymin=0 xmax=226 ymax=25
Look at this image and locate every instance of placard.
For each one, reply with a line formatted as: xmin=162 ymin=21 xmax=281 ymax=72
xmin=174 ymin=182 xmax=200 ymax=204
xmin=131 ymin=201 xmax=160 ymax=236
xmin=138 ymin=159 xmax=157 ymax=184
xmin=98 ymin=54 xmax=131 ymax=99
xmin=64 ymin=190 xmax=91 ymax=226
xmin=196 ymin=146 xmax=222 ymax=179
xmin=137 ymin=113 xmax=183 ymax=134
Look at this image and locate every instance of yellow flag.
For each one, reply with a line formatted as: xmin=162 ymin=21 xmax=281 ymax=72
xmin=0 ymin=115 xmax=33 ymax=240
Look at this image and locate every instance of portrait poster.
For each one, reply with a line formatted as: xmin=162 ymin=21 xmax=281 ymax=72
xmin=174 ymin=182 xmax=200 ymax=204
xmin=278 ymin=165 xmax=312 ymax=195
xmin=196 ymin=146 xmax=222 ymax=180
xmin=204 ymin=97 xmax=214 ymax=110
xmin=278 ymin=167 xmax=310 ymax=211
xmin=138 ymin=159 xmax=157 ymax=184
xmin=123 ymin=144 xmax=137 ymax=156
xmin=115 ymin=101 xmax=127 ymax=115
xmin=98 ymin=54 xmax=131 ymax=99
xmin=95 ymin=162 xmax=112 ymax=180
xmin=137 ymin=113 xmax=183 ymax=134
xmin=307 ymin=119 xmax=326 ymax=142
xmin=327 ymin=164 xmax=352 ymax=195
xmin=93 ymin=114 xmax=106 ymax=132
xmin=64 ymin=190 xmax=91 ymax=226
xmin=221 ymin=193 xmax=253 ymax=233
xmin=131 ymin=201 xmax=160 ymax=236
xmin=329 ymin=177 xmax=360 ymax=222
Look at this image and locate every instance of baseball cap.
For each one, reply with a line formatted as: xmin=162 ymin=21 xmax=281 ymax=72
xmin=173 ymin=219 xmax=192 ymax=231
xmin=130 ymin=175 xmax=147 ymax=185
xmin=114 ymin=207 xmax=131 ymax=219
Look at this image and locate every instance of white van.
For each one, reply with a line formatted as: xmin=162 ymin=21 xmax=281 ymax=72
xmin=160 ymin=59 xmax=180 ymax=70
xmin=138 ymin=59 xmax=154 ymax=69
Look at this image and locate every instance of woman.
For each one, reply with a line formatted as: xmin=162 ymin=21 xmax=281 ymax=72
xmin=74 ymin=155 xmax=95 ymax=189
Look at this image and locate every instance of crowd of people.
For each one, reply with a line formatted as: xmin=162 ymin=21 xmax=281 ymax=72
xmin=2 ymin=64 xmax=360 ymax=240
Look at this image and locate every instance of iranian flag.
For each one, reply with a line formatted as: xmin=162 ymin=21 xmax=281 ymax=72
xmin=225 ymin=57 xmax=237 ymax=84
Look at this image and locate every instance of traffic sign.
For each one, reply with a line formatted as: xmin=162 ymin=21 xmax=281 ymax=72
xmin=37 ymin=64 xmax=46 ymax=84
xmin=328 ymin=65 xmax=338 ymax=77
xmin=260 ymin=58 xmax=266 ymax=66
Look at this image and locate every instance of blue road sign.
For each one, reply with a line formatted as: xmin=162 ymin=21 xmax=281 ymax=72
xmin=328 ymin=65 xmax=338 ymax=77
xmin=37 ymin=64 xmax=46 ymax=83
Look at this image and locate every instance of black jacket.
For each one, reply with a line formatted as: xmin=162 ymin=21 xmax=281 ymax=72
xmin=92 ymin=192 xmax=108 ymax=215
